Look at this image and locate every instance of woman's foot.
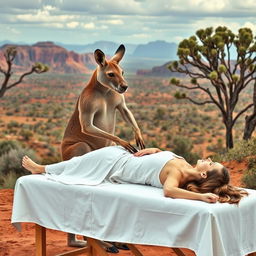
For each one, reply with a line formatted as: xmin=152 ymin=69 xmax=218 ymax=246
xmin=22 ymin=155 xmax=45 ymax=174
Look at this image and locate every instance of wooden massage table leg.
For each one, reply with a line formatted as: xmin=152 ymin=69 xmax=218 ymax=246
xmin=35 ymin=224 xmax=88 ymax=256
xmin=36 ymin=224 xmax=46 ymax=256
xmin=35 ymin=224 xmax=193 ymax=256
xmin=248 ymin=253 xmax=256 ymax=256
xmin=126 ymin=244 xmax=144 ymax=256
xmin=171 ymin=248 xmax=186 ymax=256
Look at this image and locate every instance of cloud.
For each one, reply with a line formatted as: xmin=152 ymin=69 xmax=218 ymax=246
xmin=243 ymin=22 xmax=256 ymax=32
xmin=0 ymin=0 xmax=41 ymax=9
xmin=104 ymin=19 xmax=124 ymax=25
xmin=66 ymin=21 xmax=79 ymax=28
xmin=15 ymin=5 xmax=76 ymax=23
xmin=83 ymin=22 xmax=95 ymax=29
xmin=130 ymin=33 xmax=150 ymax=38
xmin=42 ymin=22 xmax=64 ymax=28
xmin=1 ymin=0 xmax=256 ymax=45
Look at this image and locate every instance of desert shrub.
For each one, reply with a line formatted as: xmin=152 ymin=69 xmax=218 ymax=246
xmin=7 ymin=121 xmax=20 ymax=129
xmin=147 ymin=140 xmax=159 ymax=148
xmin=0 ymin=172 xmax=20 ymax=189
xmin=193 ymin=136 xmax=204 ymax=144
xmin=117 ymin=128 xmax=133 ymax=141
xmin=213 ymin=137 xmax=256 ymax=162
xmin=172 ymin=136 xmax=200 ymax=164
xmin=19 ymin=129 xmax=33 ymax=141
xmin=0 ymin=140 xmax=21 ymax=155
xmin=243 ymin=158 xmax=256 ymax=189
xmin=207 ymin=138 xmax=225 ymax=154
xmin=0 ymin=141 xmax=37 ymax=189
xmin=242 ymin=167 xmax=256 ymax=189
xmin=155 ymin=107 xmax=166 ymax=119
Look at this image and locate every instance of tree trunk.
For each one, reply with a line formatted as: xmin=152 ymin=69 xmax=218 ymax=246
xmin=225 ymin=124 xmax=234 ymax=149
xmin=243 ymin=115 xmax=256 ymax=140
xmin=243 ymin=81 xmax=256 ymax=140
xmin=0 ymin=88 xmax=6 ymax=98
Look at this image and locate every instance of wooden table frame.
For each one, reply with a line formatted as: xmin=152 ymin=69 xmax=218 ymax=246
xmin=35 ymin=224 xmax=256 ymax=256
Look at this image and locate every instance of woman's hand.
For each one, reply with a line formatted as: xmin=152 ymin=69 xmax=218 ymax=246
xmin=133 ymin=148 xmax=161 ymax=157
xmin=200 ymin=193 xmax=219 ymax=203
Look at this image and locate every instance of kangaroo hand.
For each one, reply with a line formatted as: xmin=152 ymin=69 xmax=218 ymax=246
xmin=135 ymin=133 xmax=145 ymax=150
xmin=118 ymin=139 xmax=138 ymax=153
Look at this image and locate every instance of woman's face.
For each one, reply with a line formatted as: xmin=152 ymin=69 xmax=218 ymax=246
xmin=196 ymin=158 xmax=224 ymax=173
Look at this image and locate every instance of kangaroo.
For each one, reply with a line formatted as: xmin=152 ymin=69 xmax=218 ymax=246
xmin=61 ymin=44 xmax=145 ymax=248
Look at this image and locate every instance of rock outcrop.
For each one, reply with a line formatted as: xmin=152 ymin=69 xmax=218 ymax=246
xmin=0 ymin=41 xmax=96 ymax=73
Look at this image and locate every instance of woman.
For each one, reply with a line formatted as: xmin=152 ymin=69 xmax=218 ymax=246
xmin=22 ymin=145 xmax=248 ymax=204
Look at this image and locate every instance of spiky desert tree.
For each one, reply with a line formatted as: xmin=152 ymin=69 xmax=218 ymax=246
xmin=0 ymin=46 xmax=49 ymax=98
xmin=169 ymin=26 xmax=256 ymax=149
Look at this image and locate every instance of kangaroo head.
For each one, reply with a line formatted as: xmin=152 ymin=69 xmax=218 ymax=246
xmin=94 ymin=44 xmax=128 ymax=93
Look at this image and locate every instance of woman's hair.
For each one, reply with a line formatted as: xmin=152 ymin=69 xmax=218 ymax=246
xmin=185 ymin=167 xmax=248 ymax=204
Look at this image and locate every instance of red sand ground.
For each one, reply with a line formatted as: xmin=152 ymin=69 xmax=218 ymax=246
xmin=0 ymin=160 xmax=245 ymax=256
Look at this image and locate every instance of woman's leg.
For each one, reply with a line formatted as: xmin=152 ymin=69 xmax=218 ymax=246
xmin=22 ymin=155 xmax=69 ymax=175
xmin=22 ymin=156 xmax=45 ymax=174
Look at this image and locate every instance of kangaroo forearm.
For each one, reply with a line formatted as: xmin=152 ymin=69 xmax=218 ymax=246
xmin=81 ymin=125 xmax=119 ymax=142
xmin=120 ymin=108 xmax=140 ymax=130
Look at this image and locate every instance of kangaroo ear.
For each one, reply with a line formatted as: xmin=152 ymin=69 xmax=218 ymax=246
xmin=94 ymin=49 xmax=106 ymax=67
xmin=111 ymin=44 xmax=125 ymax=63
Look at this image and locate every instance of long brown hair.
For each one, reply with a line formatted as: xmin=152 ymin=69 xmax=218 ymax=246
xmin=185 ymin=167 xmax=248 ymax=204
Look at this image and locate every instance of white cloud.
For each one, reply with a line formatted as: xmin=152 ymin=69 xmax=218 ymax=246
xmin=130 ymin=33 xmax=150 ymax=38
xmin=15 ymin=5 xmax=76 ymax=23
xmin=105 ymin=19 xmax=124 ymax=25
xmin=83 ymin=22 xmax=95 ymax=29
xmin=66 ymin=21 xmax=79 ymax=28
xmin=243 ymin=22 xmax=256 ymax=32
xmin=43 ymin=5 xmax=57 ymax=12
xmin=99 ymin=25 xmax=108 ymax=29
xmin=186 ymin=0 xmax=228 ymax=12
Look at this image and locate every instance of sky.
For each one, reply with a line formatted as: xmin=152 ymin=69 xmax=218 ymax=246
xmin=1 ymin=0 xmax=256 ymax=45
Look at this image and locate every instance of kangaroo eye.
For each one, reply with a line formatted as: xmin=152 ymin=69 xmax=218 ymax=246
xmin=107 ymin=72 xmax=115 ymax=77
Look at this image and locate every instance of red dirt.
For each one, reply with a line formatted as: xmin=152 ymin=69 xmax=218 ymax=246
xmin=0 ymin=164 xmax=244 ymax=256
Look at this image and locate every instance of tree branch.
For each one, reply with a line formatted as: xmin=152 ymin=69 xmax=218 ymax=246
xmin=6 ymin=68 xmax=35 ymax=90
xmin=186 ymin=96 xmax=214 ymax=105
xmin=233 ymin=103 xmax=254 ymax=125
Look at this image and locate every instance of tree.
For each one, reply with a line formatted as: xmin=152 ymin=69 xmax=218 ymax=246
xmin=169 ymin=26 xmax=256 ymax=149
xmin=0 ymin=46 xmax=49 ymax=98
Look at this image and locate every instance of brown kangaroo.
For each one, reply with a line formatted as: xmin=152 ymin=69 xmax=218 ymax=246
xmin=61 ymin=44 xmax=145 ymax=248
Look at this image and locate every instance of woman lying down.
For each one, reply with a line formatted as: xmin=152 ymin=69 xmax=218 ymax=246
xmin=22 ymin=145 xmax=248 ymax=204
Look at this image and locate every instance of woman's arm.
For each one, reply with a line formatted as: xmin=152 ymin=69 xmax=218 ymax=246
xmin=133 ymin=148 xmax=162 ymax=157
xmin=163 ymin=176 xmax=219 ymax=203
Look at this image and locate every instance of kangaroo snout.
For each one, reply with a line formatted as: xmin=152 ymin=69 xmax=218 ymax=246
xmin=118 ymin=84 xmax=128 ymax=93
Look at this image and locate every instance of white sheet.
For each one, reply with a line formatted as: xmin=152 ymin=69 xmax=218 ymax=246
xmin=11 ymin=175 xmax=256 ymax=256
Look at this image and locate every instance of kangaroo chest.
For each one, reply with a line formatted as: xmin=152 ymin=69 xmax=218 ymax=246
xmin=92 ymin=95 xmax=120 ymax=132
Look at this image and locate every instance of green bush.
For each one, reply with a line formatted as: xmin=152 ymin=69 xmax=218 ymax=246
xmin=172 ymin=136 xmax=200 ymax=164
xmin=0 ymin=140 xmax=38 ymax=189
xmin=0 ymin=140 xmax=21 ymax=155
xmin=213 ymin=137 xmax=256 ymax=162
xmin=242 ymin=157 xmax=256 ymax=189
xmin=242 ymin=167 xmax=256 ymax=189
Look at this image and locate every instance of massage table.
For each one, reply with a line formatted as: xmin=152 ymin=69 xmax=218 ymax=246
xmin=12 ymin=175 xmax=256 ymax=256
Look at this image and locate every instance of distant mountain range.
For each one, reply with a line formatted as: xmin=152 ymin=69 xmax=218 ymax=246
xmin=136 ymin=61 xmax=185 ymax=77
xmin=0 ymin=42 xmax=95 ymax=74
xmin=0 ymin=39 xmax=178 ymax=58
xmin=0 ymin=40 xmax=178 ymax=73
